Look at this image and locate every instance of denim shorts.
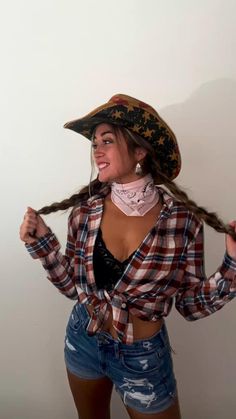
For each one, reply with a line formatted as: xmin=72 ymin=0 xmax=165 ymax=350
xmin=64 ymin=303 xmax=177 ymax=414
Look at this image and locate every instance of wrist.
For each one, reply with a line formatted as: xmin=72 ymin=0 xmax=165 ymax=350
xmin=226 ymin=251 xmax=236 ymax=262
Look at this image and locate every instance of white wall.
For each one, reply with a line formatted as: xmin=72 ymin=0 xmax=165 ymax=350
xmin=1 ymin=1 xmax=236 ymax=418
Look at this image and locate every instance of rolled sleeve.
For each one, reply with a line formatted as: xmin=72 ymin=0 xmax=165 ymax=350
xmin=24 ymin=210 xmax=78 ymax=300
xmin=25 ymin=230 xmax=60 ymax=259
xmin=219 ymin=252 xmax=236 ymax=280
xmin=175 ymin=220 xmax=236 ymax=320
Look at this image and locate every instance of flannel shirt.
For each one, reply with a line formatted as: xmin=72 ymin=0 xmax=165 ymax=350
xmin=25 ymin=186 xmax=236 ymax=344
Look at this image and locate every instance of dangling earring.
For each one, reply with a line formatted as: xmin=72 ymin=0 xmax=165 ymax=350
xmin=135 ymin=162 xmax=143 ymax=176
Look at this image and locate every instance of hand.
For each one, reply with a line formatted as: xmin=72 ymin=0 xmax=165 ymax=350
xmin=225 ymin=220 xmax=236 ymax=260
xmin=19 ymin=207 xmax=50 ymax=244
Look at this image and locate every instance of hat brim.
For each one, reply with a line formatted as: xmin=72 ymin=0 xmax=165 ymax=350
xmin=64 ymin=100 xmax=181 ymax=180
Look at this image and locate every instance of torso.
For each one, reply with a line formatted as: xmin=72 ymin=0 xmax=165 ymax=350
xmin=88 ymin=193 xmax=164 ymax=340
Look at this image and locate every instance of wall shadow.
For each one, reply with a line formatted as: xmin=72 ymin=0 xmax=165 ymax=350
xmin=160 ymin=78 xmax=236 ymax=418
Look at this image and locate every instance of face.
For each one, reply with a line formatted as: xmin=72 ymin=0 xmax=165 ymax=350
xmin=92 ymin=123 xmax=146 ymax=184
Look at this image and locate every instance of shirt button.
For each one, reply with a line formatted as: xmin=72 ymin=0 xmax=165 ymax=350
xmin=121 ymin=303 xmax=127 ymax=309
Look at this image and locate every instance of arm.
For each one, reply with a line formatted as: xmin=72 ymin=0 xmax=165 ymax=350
xmin=25 ymin=210 xmax=78 ymax=300
xmin=175 ymin=220 xmax=236 ymax=320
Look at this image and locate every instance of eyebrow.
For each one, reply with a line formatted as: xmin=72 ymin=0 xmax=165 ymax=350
xmin=93 ymin=130 xmax=114 ymax=140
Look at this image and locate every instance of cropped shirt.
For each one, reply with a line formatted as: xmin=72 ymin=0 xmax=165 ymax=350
xmin=25 ymin=186 xmax=236 ymax=344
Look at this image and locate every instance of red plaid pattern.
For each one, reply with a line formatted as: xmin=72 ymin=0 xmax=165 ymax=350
xmin=25 ymin=187 xmax=236 ymax=344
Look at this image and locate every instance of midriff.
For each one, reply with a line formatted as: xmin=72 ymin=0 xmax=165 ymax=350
xmin=88 ymin=194 xmax=164 ymax=341
xmin=86 ymin=304 xmax=163 ymax=341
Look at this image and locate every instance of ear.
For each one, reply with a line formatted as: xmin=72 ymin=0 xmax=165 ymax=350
xmin=134 ymin=147 xmax=147 ymax=161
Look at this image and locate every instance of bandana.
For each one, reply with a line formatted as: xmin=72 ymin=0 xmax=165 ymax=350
xmin=110 ymin=174 xmax=159 ymax=216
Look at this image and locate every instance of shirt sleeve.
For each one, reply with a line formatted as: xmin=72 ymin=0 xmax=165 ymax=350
xmin=175 ymin=219 xmax=236 ymax=320
xmin=25 ymin=209 xmax=78 ymax=300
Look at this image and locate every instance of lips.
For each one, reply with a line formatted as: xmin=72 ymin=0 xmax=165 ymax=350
xmin=97 ymin=162 xmax=110 ymax=171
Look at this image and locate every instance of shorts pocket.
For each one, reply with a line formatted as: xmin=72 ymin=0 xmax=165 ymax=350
xmin=66 ymin=304 xmax=84 ymax=333
xmin=120 ymin=347 xmax=168 ymax=375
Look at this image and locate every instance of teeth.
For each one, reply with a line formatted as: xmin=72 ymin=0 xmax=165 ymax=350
xmin=98 ymin=163 xmax=109 ymax=169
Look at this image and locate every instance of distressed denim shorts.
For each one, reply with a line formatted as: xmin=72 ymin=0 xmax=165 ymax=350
xmin=64 ymin=303 xmax=177 ymax=414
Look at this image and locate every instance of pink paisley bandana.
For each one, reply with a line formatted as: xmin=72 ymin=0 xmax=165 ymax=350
xmin=111 ymin=174 xmax=159 ymax=216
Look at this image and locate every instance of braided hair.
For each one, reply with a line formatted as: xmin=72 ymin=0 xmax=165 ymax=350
xmin=36 ymin=125 xmax=236 ymax=241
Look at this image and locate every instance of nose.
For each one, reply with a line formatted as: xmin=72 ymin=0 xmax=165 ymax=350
xmin=93 ymin=144 xmax=106 ymax=156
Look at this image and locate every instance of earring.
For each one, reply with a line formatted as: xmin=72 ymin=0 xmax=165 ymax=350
xmin=135 ymin=162 xmax=143 ymax=176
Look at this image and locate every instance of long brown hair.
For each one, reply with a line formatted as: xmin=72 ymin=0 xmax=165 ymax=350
xmin=37 ymin=125 xmax=236 ymax=240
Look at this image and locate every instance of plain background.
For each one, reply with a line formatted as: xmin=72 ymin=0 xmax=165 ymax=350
xmin=1 ymin=1 xmax=236 ymax=418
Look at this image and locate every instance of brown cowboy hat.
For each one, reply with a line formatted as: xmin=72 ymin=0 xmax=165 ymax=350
xmin=64 ymin=93 xmax=181 ymax=180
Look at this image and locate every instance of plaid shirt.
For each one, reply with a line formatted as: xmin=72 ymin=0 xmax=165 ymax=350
xmin=26 ymin=186 xmax=236 ymax=344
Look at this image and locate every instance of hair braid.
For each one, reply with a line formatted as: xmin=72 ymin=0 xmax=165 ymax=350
xmin=123 ymin=128 xmax=236 ymax=241
xmin=36 ymin=178 xmax=108 ymax=215
xmin=37 ymin=193 xmax=83 ymax=215
xmin=150 ymin=160 xmax=236 ymax=240
xmin=35 ymin=124 xmax=236 ymax=241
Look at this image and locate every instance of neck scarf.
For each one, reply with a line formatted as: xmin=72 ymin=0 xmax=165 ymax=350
xmin=110 ymin=174 xmax=159 ymax=216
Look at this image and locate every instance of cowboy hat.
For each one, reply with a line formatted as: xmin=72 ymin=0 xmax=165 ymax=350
xmin=64 ymin=93 xmax=181 ymax=180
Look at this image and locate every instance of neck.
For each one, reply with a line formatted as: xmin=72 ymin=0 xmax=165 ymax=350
xmin=110 ymin=174 xmax=159 ymax=216
xmin=112 ymin=174 xmax=151 ymax=188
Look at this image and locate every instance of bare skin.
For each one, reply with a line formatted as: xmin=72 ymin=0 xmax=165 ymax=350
xmin=20 ymin=122 xmax=236 ymax=418
xmin=87 ymin=194 xmax=165 ymax=341
xmin=66 ymin=370 xmax=113 ymax=419
xmin=19 ymin=122 xmax=182 ymax=418
xmin=67 ymin=369 xmax=181 ymax=419
xmin=20 ymin=199 xmax=182 ymax=419
xmin=67 ymin=194 xmax=182 ymax=419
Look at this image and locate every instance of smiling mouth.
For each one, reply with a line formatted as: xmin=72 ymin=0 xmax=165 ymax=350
xmin=97 ymin=163 xmax=110 ymax=171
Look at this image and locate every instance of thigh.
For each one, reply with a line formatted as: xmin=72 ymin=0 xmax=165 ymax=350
xmin=67 ymin=369 xmax=113 ymax=419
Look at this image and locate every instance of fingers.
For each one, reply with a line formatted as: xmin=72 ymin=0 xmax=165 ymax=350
xmin=27 ymin=206 xmax=36 ymax=212
xmin=20 ymin=207 xmax=38 ymax=243
xmin=227 ymin=220 xmax=236 ymax=236
xmin=20 ymin=207 xmax=50 ymax=244
xmin=226 ymin=220 xmax=236 ymax=242
xmin=229 ymin=220 xmax=236 ymax=229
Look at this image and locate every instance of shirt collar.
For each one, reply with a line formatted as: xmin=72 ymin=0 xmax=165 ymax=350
xmin=87 ymin=184 xmax=110 ymax=207
xmin=157 ymin=186 xmax=174 ymax=211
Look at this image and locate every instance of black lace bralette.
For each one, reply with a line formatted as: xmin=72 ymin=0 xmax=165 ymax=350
xmin=93 ymin=228 xmax=136 ymax=291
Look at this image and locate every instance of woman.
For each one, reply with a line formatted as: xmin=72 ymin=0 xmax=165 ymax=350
xmin=20 ymin=94 xmax=236 ymax=419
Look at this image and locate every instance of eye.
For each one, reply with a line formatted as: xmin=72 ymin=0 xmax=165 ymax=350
xmin=103 ymin=139 xmax=113 ymax=144
xmin=91 ymin=137 xmax=114 ymax=151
